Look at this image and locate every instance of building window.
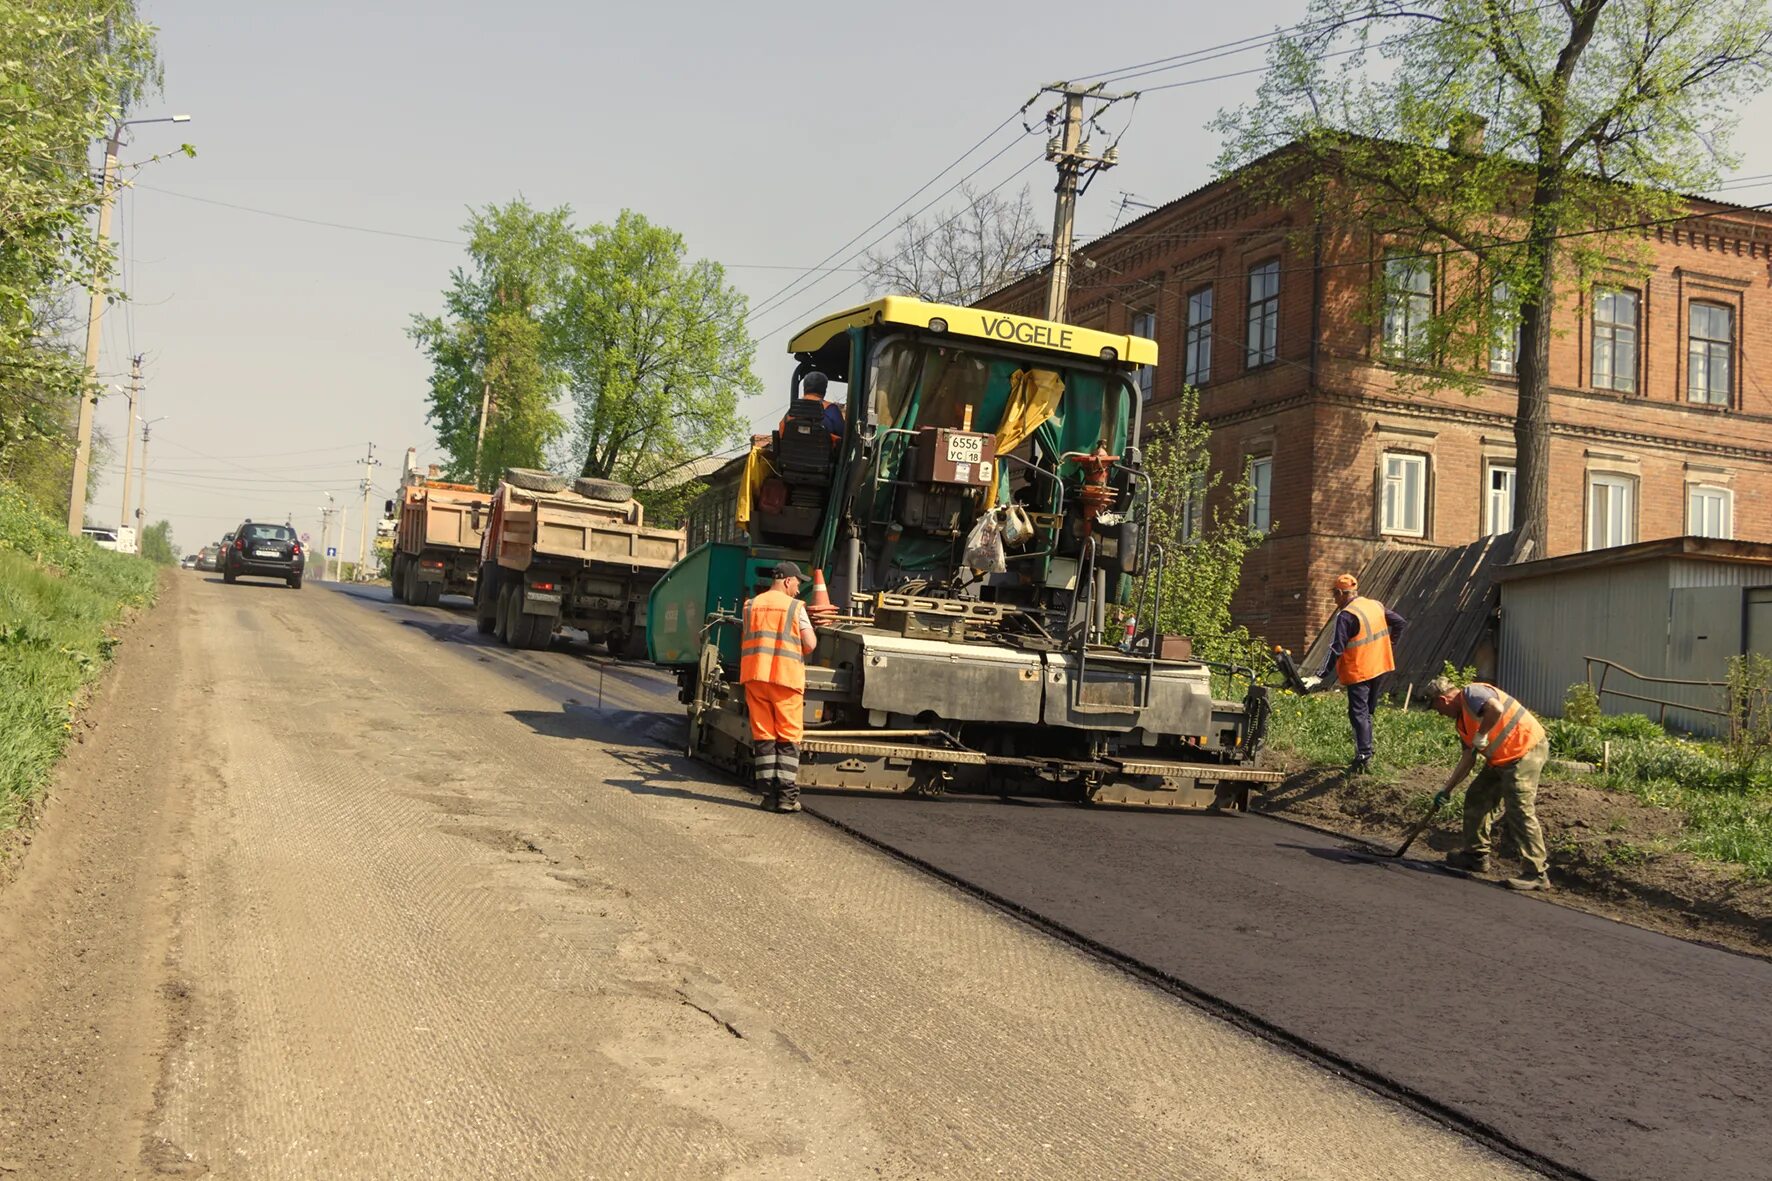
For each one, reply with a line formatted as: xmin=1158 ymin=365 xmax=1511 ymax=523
xmin=1687 ymin=484 xmax=1732 ymax=539
xmin=1246 ymin=456 xmax=1272 ymax=531
xmin=1179 ymin=470 xmax=1205 ymax=542
xmin=1184 ymin=286 xmax=1212 ymax=386
xmin=1381 ymin=452 xmax=1428 ymax=537
xmin=1586 ymin=473 xmax=1636 ymax=550
xmin=1688 ymin=302 xmax=1733 ymax=406
xmin=1246 ymin=260 xmax=1279 ymax=368
xmin=1592 ymin=288 xmax=1639 ymax=393
xmin=1131 ymin=309 xmax=1156 ymax=401
xmin=1485 ymin=463 xmax=1516 ymax=536
xmin=1489 ymin=280 xmax=1519 ymax=376
xmin=1382 ymin=251 xmax=1433 ymax=359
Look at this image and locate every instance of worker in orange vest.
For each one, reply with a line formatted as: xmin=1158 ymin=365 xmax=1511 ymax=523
xmin=740 ymin=560 xmax=820 ymax=812
xmin=1424 ymin=675 xmax=1552 ymax=891
xmin=1303 ymin=573 xmax=1406 ymax=774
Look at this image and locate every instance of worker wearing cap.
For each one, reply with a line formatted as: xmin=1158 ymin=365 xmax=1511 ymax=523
xmin=1305 ymin=573 xmax=1405 ymax=774
xmin=1424 ymin=676 xmax=1552 ymax=891
xmin=740 ymin=560 xmax=819 ymax=812
xmin=780 ymin=372 xmax=845 ymax=445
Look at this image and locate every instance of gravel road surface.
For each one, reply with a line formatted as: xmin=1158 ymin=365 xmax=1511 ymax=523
xmin=0 ymin=574 xmax=1535 ymax=1179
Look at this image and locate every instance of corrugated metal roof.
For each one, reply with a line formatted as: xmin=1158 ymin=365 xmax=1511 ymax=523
xmin=1496 ymin=537 xmax=1772 ymax=583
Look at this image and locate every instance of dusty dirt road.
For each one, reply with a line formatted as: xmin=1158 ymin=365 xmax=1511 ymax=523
xmin=0 ymin=574 xmax=1538 ymax=1179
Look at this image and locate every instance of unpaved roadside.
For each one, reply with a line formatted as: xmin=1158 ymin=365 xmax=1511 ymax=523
xmin=0 ymin=573 xmax=198 ymax=1177
xmin=0 ymin=575 xmax=1539 ymax=1179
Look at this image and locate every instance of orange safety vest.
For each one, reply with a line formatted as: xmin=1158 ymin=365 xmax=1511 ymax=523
xmin=1455 ymin=684 xmax=1547 ymax=767
xmin=1335 ymin=596 xmax=1397 ymax=685
xmin=740 ymin=588 xmax=810 ymax=691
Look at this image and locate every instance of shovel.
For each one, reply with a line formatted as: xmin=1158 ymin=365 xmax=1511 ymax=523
xmin=1386 ymin=789 xmax=1452 ymax=858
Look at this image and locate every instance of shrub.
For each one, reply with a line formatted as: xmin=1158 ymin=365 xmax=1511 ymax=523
xmin=1563 ymin=682 xmax=1602 ymax=726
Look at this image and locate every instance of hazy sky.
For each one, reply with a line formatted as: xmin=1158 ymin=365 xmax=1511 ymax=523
xmin=90 ymin=0 xmax=1772 ymax=557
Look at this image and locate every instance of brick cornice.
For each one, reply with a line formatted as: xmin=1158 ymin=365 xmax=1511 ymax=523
xmin=1200 ymin=387 xmax=1772 ymax=463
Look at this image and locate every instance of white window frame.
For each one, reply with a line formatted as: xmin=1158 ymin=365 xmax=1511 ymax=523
xmin=1484 ymin=462 xmax=1516 ymax=536
xmin=1246 ymin=261 xmax=1279 ymax=368
xmin=1585 ymin=473 xmax=1636 ymax=551
xmin=1246 ymin=456 xmax=1273 ymax=532
xmin=1184 ymin=286 xmax=1212 ymax=386
xmin=1592 ymin=288 xmax=1639 ymax=393
xmin=1131 ymin=309 xmax=1156 ymax=401
xmin=1489 ymin=280 xmax=1519 ymax=376
xmin=1687 ymin=302 xmax=1733 ymax=406
xmin=1382 ymin=251 xmax=1433 ymax=359
xmin=1380 ymin=452 xmax=1429 ymax=538
xmin=1687 ymin=484 xmax=1732 ymax=539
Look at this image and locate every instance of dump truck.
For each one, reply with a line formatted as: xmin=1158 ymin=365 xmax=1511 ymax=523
xmin=475 ymin=469 xmax=686 ymax=654
xmin=387 ymin=478 xmax=490 ymax=606
xmin=648 ymin=296 xmax=1277 ymax=810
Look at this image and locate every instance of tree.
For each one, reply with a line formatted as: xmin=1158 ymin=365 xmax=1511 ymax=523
xmin=0 ymin=1 xmax=162 ymax=512
xmin=1138 ymin=388 xmax=1267 ymax=667
xmin=409 ymin=200 xmax=575 ymax=487
xmin=554 ymin=211 xmax=755 ymax=487
xmin=139 ymin=518 xmax=175 ymax=564
xmin=862 ymin=184 xmax=1044 ymax=305
xmin=1215 ymin=0 xmax=1772 ymax=558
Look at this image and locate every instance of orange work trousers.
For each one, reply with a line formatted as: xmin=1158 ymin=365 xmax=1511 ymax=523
xmin=744 ymin=681 xmax=805 ymax=745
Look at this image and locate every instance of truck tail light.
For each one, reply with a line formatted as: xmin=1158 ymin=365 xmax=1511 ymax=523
xmin=532 ymin=581 xmax=555 ymax=591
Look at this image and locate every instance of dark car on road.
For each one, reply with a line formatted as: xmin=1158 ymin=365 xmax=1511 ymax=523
xmin=223 ymin=521 xmax=305 ymax=588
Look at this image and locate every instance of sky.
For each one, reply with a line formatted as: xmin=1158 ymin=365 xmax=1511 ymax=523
xmin=88 ymin=0 xmax=1772 ymax=559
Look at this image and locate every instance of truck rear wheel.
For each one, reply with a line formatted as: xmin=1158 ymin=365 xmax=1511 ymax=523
xmin=391 ymin=554 xmax=407 ymax=601
xmin=475 ymin=565 xmax=498 ymax=633
xmin=495 ymin=584 xmax=516 ymax=642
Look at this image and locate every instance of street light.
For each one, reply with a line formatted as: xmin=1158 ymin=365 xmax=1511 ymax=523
xmin=66 ymin=114 xmax=192 ymax=536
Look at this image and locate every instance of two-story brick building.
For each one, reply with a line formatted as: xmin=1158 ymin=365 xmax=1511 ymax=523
xmin=981 ymin=153 xmax=1772 ymax=649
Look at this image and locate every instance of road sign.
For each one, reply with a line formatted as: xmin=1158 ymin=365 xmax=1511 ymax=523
xmin=327 ymin=547 xmax=337 ymax=557
xmin=301 ymin=532 xmax=311 ymax=543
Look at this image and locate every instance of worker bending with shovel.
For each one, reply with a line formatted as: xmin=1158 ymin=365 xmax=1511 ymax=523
xmin=1423 ymin=676 xmax=1553 ymax=891
xmin=741 ymin=561 xmax=821 ymax=813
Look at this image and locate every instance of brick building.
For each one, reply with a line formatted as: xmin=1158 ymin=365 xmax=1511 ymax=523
xmin=981 ymin=155 xmax=1772 ymax=649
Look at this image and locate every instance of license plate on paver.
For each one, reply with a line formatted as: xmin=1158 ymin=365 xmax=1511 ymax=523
xmin=255 ymin=548 xmax=278 ymax=558
xmin=946 ymin=434 xmax=983 ymax=463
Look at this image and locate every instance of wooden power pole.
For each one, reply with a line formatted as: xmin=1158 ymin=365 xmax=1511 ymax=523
xmin=1039 ymin=81 xmax=1129 ymax=325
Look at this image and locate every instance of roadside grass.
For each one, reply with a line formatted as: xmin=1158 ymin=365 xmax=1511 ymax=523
xmin=1266 ymin=688 xmax=1772 ymax=879
xmin=0 ymin=483 xmax=157 ymax=832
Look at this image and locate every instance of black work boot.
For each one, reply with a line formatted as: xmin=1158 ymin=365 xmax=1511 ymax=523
xmin=759 ymin=788 xmax=779 ymax=811
xmin=1444 ymin=849 xmax=1490 ymax=874
xmin=776 ymin=784 xmax=802 ymax=813
xmin=1348 ymin=756 xmax=1372 ymax=775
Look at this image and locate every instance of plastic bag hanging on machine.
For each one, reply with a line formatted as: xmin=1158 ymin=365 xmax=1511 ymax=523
xmin=963 ymin=511 xmax=1007 ymax=574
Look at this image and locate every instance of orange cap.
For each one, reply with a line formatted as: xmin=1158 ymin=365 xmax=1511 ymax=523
xmin=1334 ymin=573 xmax=1359 ymax=591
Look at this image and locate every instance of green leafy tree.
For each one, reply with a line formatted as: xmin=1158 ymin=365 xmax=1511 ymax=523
xmin=1138 ymin=387 xmax=1267 ymax=668
xmin=1215 ymin=0 xmax=1772 ymax=558
xmin=0 ymin=0 xmax=162 ymax=512
xmin=139 ymin=518 xmax=175 ymax=564
xmin=554 ymin=211 xmax=755 ymax=488
xmin=409 ymin=200 xmax=575 ymax=487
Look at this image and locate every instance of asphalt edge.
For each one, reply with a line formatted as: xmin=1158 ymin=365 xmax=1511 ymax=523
xmin=804 ymin=801 xmax=1597 ymax=1181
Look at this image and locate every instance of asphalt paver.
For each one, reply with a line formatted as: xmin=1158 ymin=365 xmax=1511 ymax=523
xmin=808 ymin=792 xmax=1772 ymax=1181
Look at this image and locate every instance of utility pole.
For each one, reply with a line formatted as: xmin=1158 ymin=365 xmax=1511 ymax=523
xmin=117 ymin=353 xmax=142 ymax=551
xmin=1039 ymin=81 xmax=1128 ymax=324
xmin=65 ymin=113 xmax=190 ymax=535
xmin=137 ymin=416 xmax=165 ymax=543
xmin=472 ymin=376 xmax=494 ymax=490
xmin=356 ymin=443 xmax=380 ymax=581
xmin=319 ymin=493 xmax=337 ymax=582
xmin=66 ymin=127 xmax=124 ymax=535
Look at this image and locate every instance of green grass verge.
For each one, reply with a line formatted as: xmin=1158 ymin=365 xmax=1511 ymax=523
xmin=0 ymin=483 xmax=158 ymax=832
xmin=1266 ymin=689 xmax=1772 ymax=878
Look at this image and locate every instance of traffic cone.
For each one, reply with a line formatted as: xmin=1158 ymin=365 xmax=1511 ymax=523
xmin=808 ymin=568 xmax=836 ymax=621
